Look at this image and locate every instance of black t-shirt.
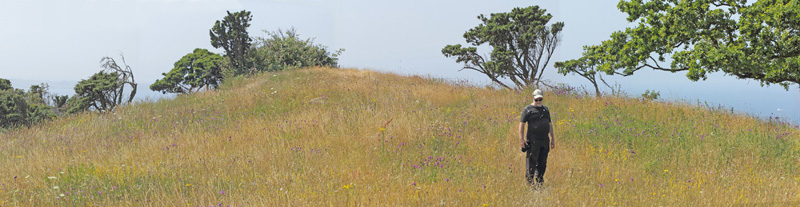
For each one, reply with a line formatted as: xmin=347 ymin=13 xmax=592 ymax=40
xmin=520 ymin=104 xmax=551 ymax=140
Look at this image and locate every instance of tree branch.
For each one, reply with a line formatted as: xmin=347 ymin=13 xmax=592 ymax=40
xmin=645 ymin=63 xmax=689 ymax=72
xmin=536 ymin=34 xmax=560 ymax=86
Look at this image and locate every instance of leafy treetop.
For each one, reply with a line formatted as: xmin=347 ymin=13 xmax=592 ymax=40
xmin=210 ymin=10 xmax=253 ymax=74
xmin=557 ymin=0 xmax=800 ymax=90
xmin=151 ymin=48 xmax=225 ymax=94
xmin=442 ymin=6 xmax=564 ymax=89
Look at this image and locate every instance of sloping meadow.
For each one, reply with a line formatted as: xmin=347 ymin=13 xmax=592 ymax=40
xmin=2 ymin=67 xmax=798 ymax=206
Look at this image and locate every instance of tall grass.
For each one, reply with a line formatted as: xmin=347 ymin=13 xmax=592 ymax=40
xmin=1 ymin=67 xmax=798 ymax=206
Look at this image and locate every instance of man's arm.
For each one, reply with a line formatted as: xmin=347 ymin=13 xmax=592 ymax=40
xmin=519 ymin=122 xmax=526 ymax=147
xmin=549 ymin=122 xmax=555 ymax=150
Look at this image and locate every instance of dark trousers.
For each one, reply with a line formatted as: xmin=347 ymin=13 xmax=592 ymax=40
xmin=526 ymin=139 xmax=550 ymax=185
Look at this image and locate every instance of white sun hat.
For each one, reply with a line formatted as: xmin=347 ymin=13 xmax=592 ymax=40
xmin=533 ymin=89 xmax=543 ymax=99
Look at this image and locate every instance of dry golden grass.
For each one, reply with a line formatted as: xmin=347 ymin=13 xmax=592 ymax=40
xmin=1 ymin=67 xmax=798 ymax=206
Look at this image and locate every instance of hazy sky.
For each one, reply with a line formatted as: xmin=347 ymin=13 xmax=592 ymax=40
xmin=1 ymin=0 xmax=798 ymax=124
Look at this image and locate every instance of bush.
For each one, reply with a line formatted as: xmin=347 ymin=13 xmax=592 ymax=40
xmin=245 ymin=28 xmax=343 ymax=74
xmin=0 ymin=79 xmax=55 ymax=129
xmin=0 ymin=89 xmax=28 ymax=128
xmin=641 ymin=89 xmax=660 ymax=100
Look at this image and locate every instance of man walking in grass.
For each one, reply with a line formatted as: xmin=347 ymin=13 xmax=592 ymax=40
xmin=519 ymin=89 xmax=555 ymax=188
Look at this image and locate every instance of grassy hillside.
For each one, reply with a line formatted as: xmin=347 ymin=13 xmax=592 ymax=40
xmin=1 ymin=67 xmax=798 ymax=206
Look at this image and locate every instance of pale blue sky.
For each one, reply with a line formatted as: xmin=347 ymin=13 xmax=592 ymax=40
xmin=1 ymin=0 xmax=798 ymax=124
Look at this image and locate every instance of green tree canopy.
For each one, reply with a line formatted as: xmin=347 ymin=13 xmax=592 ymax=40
xmin=247 ymin=28 xmax=344 ymax=72
xmin=52 ymin=95 xmax=69 ymax=109
xmin=557 ymin=0 xmax=800 ymax=90
xmin=71 ymin=71 xmax=121 ymax=113
xmin=151 ymin=48 xmax=225 ymax=94
xmin=27 ymin=84 xmax=46 ymax=103
xmin=442 ymin=6 xmax=564 ymax=89
xmin=0 ymin=78 xmax=11 ymax=91
xmin=210 ymin=10 xmax=253 ymax=74
xmin=0 ymin=87 xmax=28 ymax=128
xmin=24 ymin=84 xmax=55 ymax=123
xmin=0 ymin=79 xmax=55 ymax=129
xmin=555 ymin=56 xmax=606 ymax=97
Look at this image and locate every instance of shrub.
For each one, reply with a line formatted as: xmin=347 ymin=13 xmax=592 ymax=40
xmin=245 ymin=28 xmax=343 ymax=74
xmin=641 ymin=89 xmax=660 ymax=100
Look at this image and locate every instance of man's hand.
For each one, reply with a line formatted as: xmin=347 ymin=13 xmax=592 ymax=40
xmin=521 ymin=140 xmax=528 ymax=148
xmin=550 ymin=142 xmax=555 ymax=150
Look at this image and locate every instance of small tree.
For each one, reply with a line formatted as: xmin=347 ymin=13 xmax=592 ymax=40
xmin=26 ymin=84 xmax=49 ymax=105
xmin=24 ymin=84 xmax=54 ymax=123
xmin=72 ymin=71 xmax=122 ymax=112
xmin=555 ymin=56 xmax=604 ymax=98
xmin=151 ymin=48 xmax=225 ymax=94
xmin=247 ymin=28 xmax=344 ymax=72
xmin=0 ymin=87 xmax=28 ymax=128
xmin=210 ymin=10 xmax=253 ymax=75
xmin=442 ymin=6 xmax=564 ymax=89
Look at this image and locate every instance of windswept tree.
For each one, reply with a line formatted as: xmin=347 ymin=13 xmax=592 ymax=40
xmin=210 ymin=10 xmax=253 ymax=75
xmin=151 ymin=48 xmax=225 ymax=94
xmin=71 ymin=71 xmax=121 ymax=113
xmin=555 ymin=56 xmax=605 ymax=97
xmin=557 ymin=0 xmax=800 ymax=90
xmin=442 ymin=6 xmax=564 ymax=89
xmin=68 ymin=54 xmax=136 ymax=113
xmin=100 ymin=53 xmax=137 ymax=104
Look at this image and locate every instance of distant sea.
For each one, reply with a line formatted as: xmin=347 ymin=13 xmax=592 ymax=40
xmin=9 ymin=79 xmax=174 ymax=103
xmin=556 ymin=69 xmax=800 ymax=127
